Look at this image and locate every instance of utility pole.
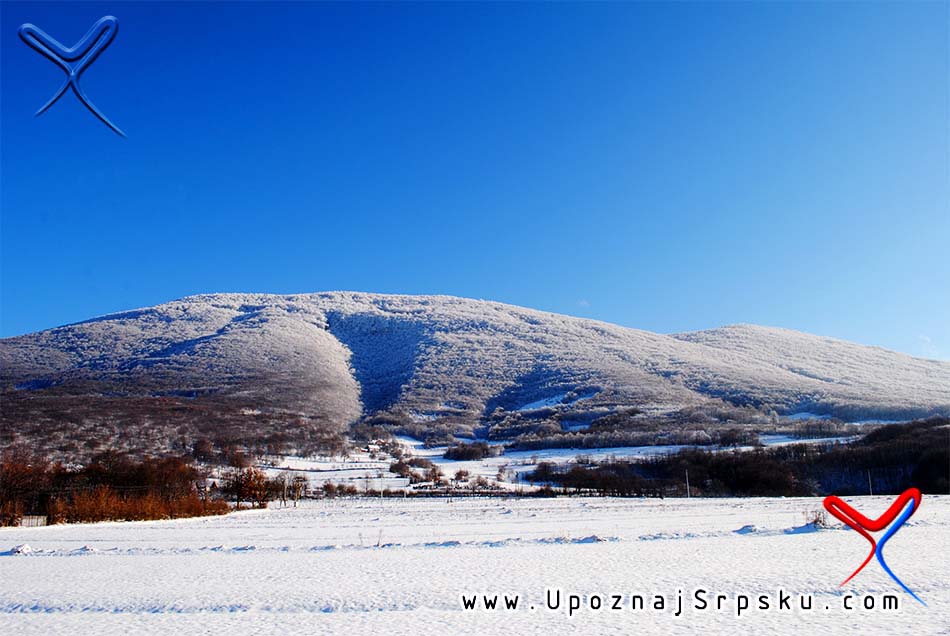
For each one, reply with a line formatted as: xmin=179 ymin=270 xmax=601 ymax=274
xmin=685 ymin=469 xmax=690 ymax=499
xmin=867 ymin=469 xmax=873 ymax=496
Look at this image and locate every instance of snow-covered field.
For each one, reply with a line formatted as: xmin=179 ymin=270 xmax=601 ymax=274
xmin=254 ymin=433 xmax=859 ymax=493
xmin=1 ymin=496 xmax=947 ymax=635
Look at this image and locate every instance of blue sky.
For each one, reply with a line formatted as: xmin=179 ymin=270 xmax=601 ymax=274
xmin=2 ymin=1 xmax=948 ymax=359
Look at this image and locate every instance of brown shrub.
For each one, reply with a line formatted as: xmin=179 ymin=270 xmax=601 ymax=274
xmin=49 ymin=487 xmax=229 ymax=524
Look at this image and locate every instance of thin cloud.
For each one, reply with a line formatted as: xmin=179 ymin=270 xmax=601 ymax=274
xmin=918 ymin=334 xmax=940 ymax=360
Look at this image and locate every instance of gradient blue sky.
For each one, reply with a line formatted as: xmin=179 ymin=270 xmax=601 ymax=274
xmin=2 ymin=1 xmax=948 ymax=359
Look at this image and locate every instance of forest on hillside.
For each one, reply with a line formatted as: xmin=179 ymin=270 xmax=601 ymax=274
xmin=527 ymin=417 xmax=949 ymax=497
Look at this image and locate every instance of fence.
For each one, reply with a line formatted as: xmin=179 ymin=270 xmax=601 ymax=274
xmin=18 ymin=515 xmax=47 ymax=527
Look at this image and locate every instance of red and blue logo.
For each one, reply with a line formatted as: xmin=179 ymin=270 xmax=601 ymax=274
xmin=823 ymin=488 xmax=924 ymax=605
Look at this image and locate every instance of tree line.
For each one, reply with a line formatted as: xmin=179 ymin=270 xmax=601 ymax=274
xmin=526 ymin=417 xmax=949 ymax=497
xmin=0 ymin=449 xmax=230 ymax=526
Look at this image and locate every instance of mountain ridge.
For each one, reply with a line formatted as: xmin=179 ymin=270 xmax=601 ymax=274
xmin=2 ymin=292 xmax=948 ymax=458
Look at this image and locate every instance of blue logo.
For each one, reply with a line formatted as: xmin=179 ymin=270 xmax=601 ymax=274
xmin=18 ymin=16 xmax=125 ymax=137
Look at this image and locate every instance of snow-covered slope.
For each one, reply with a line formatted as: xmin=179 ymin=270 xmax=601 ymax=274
xmin=2 ymin=292 xmax=948 ymax=438
xmin=670 ymin=324 xmax=950 ymax=419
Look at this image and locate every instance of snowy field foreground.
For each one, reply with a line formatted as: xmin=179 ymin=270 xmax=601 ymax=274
xmin=1 ymin=496 xmax=948 ymax=635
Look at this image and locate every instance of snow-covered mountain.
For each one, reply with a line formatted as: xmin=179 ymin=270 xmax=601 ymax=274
xmin=2 ymin=292 xmax=948 ymax=455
